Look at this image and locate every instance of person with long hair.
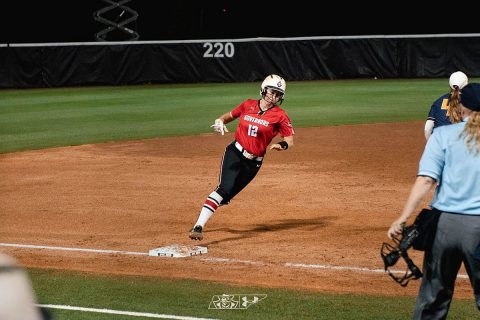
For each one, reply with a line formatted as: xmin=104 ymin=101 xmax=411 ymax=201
xmin=424 ymin=71 xmax=468 ymax=140
xmin=388 ymin=83 xmax=480 ymax=318
xmin=189 ymin=74 xmax=295 ymax=241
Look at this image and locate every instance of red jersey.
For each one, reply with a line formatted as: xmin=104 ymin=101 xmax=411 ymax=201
xmin=230 ymin=99 xmax=294 ymax=156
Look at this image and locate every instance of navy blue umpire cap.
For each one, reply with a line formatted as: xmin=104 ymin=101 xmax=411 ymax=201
xmin=460 ymin=83 xmax=480 ymax=111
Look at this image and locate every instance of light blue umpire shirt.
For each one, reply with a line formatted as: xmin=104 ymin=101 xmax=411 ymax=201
xmin=418 ymin=117 xmax=480 ymax=214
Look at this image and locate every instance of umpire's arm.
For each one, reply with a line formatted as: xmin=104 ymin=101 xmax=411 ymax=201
xmin=387 ymin=175 xmax=436 ymax=239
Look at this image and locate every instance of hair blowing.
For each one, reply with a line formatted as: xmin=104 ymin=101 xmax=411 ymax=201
xmin=461 ymin=111 xmax=480 ymax=156
xmin=448 ymin=88 xmax=463 ymax=123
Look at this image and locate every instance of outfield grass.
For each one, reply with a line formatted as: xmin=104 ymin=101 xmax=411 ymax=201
xmin=0 ymin=78 xmax=465 ymax=153
xmin=3 ymin=79 xmax=479 ymax=319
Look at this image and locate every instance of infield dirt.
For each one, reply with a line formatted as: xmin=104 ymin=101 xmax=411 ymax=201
xmin=0 ymin=122 xmax=474 ymax=299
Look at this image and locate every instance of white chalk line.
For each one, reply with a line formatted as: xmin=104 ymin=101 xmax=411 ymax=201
xmin=0 ymin=242 xmax=467 ymax=279
xmin=36 ymin=304 xmax=220 ymax=320
xmin=0 ymin=242 xmax=147 ymax=256
xmin=0 ymin=243 xmax=219 ymax=319
xmin=3 ymin=242 xmax=468 ymax=318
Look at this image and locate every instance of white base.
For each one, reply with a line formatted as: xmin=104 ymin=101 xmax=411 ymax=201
xmin=148 ymin=244 xmax=207 ymax=258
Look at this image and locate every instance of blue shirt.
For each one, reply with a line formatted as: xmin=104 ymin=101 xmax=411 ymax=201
xmin=427 ymin=93 xmax=452 ymax=130
xmin=418 ymin=120 xmax=480 ymax=214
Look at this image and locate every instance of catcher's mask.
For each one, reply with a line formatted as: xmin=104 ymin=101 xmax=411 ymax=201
xmin=381 ymin=225 xmax=423 ymax=287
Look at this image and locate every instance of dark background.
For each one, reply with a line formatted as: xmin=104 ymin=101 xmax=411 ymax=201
xmin=1 ymin=0 xmax=479 ymax=43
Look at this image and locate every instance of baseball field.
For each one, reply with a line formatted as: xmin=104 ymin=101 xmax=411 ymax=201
xmin=1 ymin=79 xmax=479 ymax=319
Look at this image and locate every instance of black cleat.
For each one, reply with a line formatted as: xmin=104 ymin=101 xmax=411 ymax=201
xmin=189 ymin=225 xmax=203 ymax=240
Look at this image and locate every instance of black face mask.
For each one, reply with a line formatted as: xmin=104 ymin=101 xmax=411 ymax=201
xmin=381 ymin=226 xmax=423 ymax=287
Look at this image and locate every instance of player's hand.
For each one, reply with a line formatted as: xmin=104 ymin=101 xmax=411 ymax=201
xmin=211 ymin=119 xmax=228 ymax=135
xmin=269 ymin=143 xmax=283 ymax=151
xmin=269 ymin=141 xmax=288 ymax=151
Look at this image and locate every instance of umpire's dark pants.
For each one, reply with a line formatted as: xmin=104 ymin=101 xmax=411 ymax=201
xmin=215 ymin=142 xmax=262 ymax=204
xmin=413 ymin=212 xmax=480 ymax=319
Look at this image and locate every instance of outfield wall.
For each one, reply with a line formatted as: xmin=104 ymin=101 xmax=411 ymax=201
xmin=1 ymin=34 xmax=479 ymax=88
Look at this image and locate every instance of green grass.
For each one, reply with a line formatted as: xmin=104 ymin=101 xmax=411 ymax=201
xmin=1 ymin=78 xmax=473 ymax=153
xmin=29 ymin=268 xmax=478 ymax=320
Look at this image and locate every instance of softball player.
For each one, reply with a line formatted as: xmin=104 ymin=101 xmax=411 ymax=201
xmin=424 ymin=71 xmax=468 ymax=140
xmin=388 ymin=83 xmax=480 ymax=319
xmin=189 ymin=74 xmax=295 ymax=240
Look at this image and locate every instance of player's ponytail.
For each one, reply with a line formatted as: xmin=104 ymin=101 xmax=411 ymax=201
xmin=448 ymin=88 xmax=463 ymax=123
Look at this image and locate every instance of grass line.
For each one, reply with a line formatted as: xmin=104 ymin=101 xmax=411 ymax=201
xmin=37 ymin=304 xmax=221 ymax=320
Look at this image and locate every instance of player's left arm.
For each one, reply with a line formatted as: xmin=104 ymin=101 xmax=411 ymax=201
xmin=270 ymin=115 xmax=294 ymax=151
xmin=424 ymin=119 xmax=434 ymax=140
xmin=270 ymin=135 xmax=293 ymax=151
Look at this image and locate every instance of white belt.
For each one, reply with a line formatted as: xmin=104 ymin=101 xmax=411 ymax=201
xmin=235 ymin=141 xmax=263 ymax=161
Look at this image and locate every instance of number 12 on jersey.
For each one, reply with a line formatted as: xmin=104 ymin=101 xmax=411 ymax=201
xmin=248 ymin=125 xmax=258 ymax=137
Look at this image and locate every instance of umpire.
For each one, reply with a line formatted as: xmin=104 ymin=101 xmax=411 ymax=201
xmin=388 ymin=83 xmax=480 ymax=319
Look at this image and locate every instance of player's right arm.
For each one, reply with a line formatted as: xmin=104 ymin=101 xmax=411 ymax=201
xmin=218 ymin=112 xmax=235 ymax=125
xmin=211 ymin=112 xmax=235 ymax=135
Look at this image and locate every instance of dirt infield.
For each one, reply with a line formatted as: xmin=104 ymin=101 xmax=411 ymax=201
xmin=0 ymin=122 xmax=474 ymax=299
